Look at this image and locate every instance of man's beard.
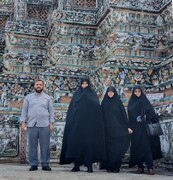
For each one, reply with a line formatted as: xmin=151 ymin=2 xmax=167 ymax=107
xmin=34 ymin=88 xmax=43 ymax=93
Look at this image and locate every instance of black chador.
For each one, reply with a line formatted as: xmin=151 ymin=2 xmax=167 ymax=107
xmin=60 ymin=79 xmax=105 ymax=173
xmin=100 ymin=86 xmax=130 ymax=172
xmin=127 ymin=86 xmax=162 ymax=174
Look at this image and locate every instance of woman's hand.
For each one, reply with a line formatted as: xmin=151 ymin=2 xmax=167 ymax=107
xmin=128 ymin=128 xmax=133 ymax=134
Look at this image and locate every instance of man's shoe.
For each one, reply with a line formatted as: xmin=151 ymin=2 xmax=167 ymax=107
xmin=29 ymin=166 xmax=38 ymax=171
xmin=42 ymin=166 xmax=51 ymax=171
xmin=71 ymin=166 xmax=80 ymax=172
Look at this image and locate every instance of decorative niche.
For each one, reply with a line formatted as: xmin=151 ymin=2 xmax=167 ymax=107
xmin=74 ymin=0 xmax=98 ymax=9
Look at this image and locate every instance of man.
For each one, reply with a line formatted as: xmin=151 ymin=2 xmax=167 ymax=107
xmin=20 ymin=79 xmax=54 ymax=171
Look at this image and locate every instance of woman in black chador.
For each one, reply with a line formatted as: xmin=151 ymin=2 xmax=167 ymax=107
xmin=60 ymin=79 xmax=105 ymax=173
xmin=127 ymin=86 xmax=162 ymax=175
xmin=100 ymin=86 xmax=132 ymax=173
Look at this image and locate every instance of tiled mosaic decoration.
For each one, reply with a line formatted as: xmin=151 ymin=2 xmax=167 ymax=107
xmin=75 ymin=0 xmax=97 ymax=8
xmin=27 ymin=5 xmax=49 ymax=21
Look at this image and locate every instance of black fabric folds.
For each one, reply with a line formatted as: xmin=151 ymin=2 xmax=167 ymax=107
xmin=100 ymin=86 xmax=130 ymax=171
xmin=127 ymin=86 xmax=162 ymax=168
xmin=60 ymin=79 xmax=106 ymax=166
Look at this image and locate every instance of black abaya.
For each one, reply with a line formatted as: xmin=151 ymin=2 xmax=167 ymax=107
xmin=60 ymin=79 xmax=106 ymax=166
xmin=100 ymin=86 xmax=130 ymax=171
xmin=127 ymin=86 xmax=162 ymax=168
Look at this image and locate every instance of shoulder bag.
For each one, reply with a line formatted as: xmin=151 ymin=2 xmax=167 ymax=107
xmin=146 ymin=117 xmax=163 ymax=136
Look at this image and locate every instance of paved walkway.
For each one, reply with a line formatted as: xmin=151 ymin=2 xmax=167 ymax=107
xmin=0 ymin=164 xmax=172 ymax=180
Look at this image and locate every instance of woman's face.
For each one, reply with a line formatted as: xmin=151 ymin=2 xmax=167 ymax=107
xmin=134 ymin=88 xmax=141 ymax=97
xmin=107 ymin=91 xmax=114 ymax=98
xmin=82 ymin=81 xmax=88 ymax=89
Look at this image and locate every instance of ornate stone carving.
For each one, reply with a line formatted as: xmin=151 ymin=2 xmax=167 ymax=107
xmin=109 ymin=0 xmax=171 ymax=11
xmin=52 ymin=10 xmax=96 ymax=24
xmin=5 ymin=20 xmax=49 ymax=36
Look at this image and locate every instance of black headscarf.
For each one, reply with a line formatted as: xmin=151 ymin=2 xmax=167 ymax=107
xmin=60 ymin=78 xmax=105 ymax=165
xmin=80 ymin=78 xmax=90 ymax=86
xmin=101 ymin=86 xmax=129 ymax=136
xmin=128 ymin=86 xmax=156 ymax=122
xmin=75 ymin=78 xmax=100 ymax=104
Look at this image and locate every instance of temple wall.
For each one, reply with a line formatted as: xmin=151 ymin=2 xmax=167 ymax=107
xmin=0 ymin=0 xmax=173 ymax=163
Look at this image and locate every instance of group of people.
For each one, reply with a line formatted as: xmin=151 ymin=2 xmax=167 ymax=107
xmin=20 ymin=78 xmax=162 ymax=175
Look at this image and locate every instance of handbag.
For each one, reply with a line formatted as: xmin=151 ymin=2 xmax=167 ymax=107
xmin=146 ymin=117 xmax=163 ymax=136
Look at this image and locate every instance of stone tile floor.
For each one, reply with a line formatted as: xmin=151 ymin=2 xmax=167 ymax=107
xmin=0 ymin=163 xmax=172 ymax=180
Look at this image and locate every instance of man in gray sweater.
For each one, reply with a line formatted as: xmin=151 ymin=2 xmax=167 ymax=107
xmin=20 ymin=79 xmax=54 ymax=171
